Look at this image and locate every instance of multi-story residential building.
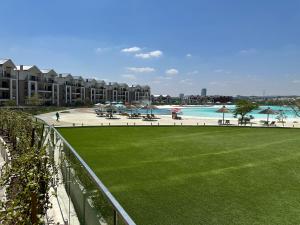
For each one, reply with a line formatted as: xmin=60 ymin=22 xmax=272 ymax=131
xmin=0 ymin=58 xmax=151 ymax=106
xmin=0 ymin=59 xmax=18 ymax=105
xmin=15 ymin=65 xmax=43 ymax=105
xmin=40 ymin=69 xmax=60 ymax=105
xmin=95 ymin=80 xmax=106 ymax=103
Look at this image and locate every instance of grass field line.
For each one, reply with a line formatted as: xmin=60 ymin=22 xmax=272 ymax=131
xmin=109 ymin=152 xmax=300 ymax=193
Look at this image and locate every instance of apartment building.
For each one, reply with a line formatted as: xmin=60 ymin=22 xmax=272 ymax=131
xmin=0 ymin=59 xmax=18 ymax=105
xmin=0 ymin=58 xmax=151 ymax=106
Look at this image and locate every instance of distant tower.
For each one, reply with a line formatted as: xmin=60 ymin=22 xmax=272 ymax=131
xmin=201 ymin=88 xmax=207 ymax=97
xmin=179 ymin=93 xmax=184 ymax=104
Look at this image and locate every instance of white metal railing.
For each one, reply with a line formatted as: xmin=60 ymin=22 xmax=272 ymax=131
xmin=39 ymin=119 xmax=136 ymax=225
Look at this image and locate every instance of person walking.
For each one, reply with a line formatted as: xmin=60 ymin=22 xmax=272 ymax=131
xmin=56 ymin=112 xmax=60 ymax=121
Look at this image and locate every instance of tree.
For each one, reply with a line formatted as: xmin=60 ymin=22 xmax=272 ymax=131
xmin=26 ymin=94 xmax=43 ymax=106
xmin=233 ymin=100 xmax=259 ymax=125
xmin=4 ymin=99 xmax=16 ymax=106
xmin=276 ymin=110 xmax=287 ymax=127
xmin=290 ymin=99 xmax=300 ymax=117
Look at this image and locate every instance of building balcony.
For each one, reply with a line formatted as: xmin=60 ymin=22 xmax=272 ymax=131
xmin=0 ymin=73 xmax=16 ymax=79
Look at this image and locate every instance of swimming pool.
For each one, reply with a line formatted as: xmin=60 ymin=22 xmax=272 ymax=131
xmin=139 ymin=105 xmax=298 ymax=120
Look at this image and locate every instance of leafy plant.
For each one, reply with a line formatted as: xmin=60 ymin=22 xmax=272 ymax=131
xmin=276 ymin=110 xmax=287 ymax=126
xmin=26 ymin=94 xmax=43 ymax=106
xmin=233 ymin=100 xmax=259 ymax=125
xmin=290 ymin=99 xmax=300 ymax=117
xmin=0 ymin=110 xmax=56 ymax=224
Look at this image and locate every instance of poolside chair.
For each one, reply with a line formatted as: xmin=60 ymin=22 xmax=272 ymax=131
xmin=225 ymin=120 xmax=230 ymax=125
xmin=97 ymin=112 xmax=105 ymax=117
xmin=174 ymin=115 xmax=182 ymax=120
xmin=218 ymin=120 xmax=223 ymax=125
xmin=269 ymin=121 xmax=276 ymax=126
xmin=263 ymin=121 xmax=269 ymax=126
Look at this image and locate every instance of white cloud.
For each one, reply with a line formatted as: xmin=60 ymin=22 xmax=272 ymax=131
xmin=121 ymin=46 xmax=141 ymax=53
xmin=165 ymin=68 xmax=179 ymax=76
xmin=135 ymin=50 xmax=163 ymax=59
xmin=126 ymin=67 xmax=155 ymax=73
xmin=239 ymin=48 xmax=257 ymax=55
xmin=121 ymin=74 xmax=137 ymax=80
xmin=186 ymin=53 xmax=192 ymax=57
xmin=292 ymin=80 xmax=300 ymax=84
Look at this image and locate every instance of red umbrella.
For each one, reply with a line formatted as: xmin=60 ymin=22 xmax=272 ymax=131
xmin=171 ymin=108 xmax=181 ymax=113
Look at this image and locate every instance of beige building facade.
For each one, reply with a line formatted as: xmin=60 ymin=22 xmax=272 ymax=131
xmin=0 ymin=58 xmax=151 ymax=106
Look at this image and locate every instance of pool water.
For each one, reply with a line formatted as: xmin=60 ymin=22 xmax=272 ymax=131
xmin=138 ymin=105 xmax=298 ymax=120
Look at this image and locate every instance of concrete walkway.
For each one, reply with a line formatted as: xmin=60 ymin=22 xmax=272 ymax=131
xmin=37 ymin=108 xmax=300 ymax=128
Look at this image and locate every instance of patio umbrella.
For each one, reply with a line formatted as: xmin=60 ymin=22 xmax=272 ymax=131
xmin=216 ymin=105 xmax=230 ymax=124
xmin=126 ymin=104 xmax=137 ymax=115
xmin=96 ymin=103 xmax=105 ymax=112
xmin=171 ymin=108 xmax=181 ymax=113
xmin=142 ymin=104 xmax=158 ymax=115
xmin=115 ymin=103 xmax=126 ymax=112
xmin=105 ymin=104 xmax=117 ymax=113
xmin=259 ymin=107 xmax=278 ymax=124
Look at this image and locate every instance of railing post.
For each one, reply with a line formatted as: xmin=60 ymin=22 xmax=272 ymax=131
xmin=82 ymin=191 xmax=86 ymax=225
xmin=114 ymin=209 xmax=118 ymax=225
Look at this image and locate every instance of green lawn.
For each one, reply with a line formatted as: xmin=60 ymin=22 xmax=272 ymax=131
xmin=58 ymin=126 xmax=300 ymax=225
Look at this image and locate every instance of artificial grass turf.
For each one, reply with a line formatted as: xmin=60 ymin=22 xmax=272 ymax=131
xmin=58 ymin=126 xmax=300 ymax=225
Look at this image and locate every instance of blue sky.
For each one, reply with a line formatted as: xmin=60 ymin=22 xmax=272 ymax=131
xmin=1 ymin=0 xmax=300 ymax=96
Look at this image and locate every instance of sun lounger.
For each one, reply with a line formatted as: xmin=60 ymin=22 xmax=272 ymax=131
xmin=96 ymin=112 xmax=106 ymax=117
xmin=142 ymin=114 xmax=157 ymax=121
xmin=172 ymin=115 xmax=182 ymax=120
xmin=269 ymin=121 xmax=276 ymax=126
xmin=128 ymin=114 xmax=141 ymax=119
xmin=150 ymin=114 xmax=160 ymax=119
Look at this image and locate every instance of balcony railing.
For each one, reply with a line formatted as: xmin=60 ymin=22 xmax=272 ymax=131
xmin=0 ymin=73 xmax=16 ymax=79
